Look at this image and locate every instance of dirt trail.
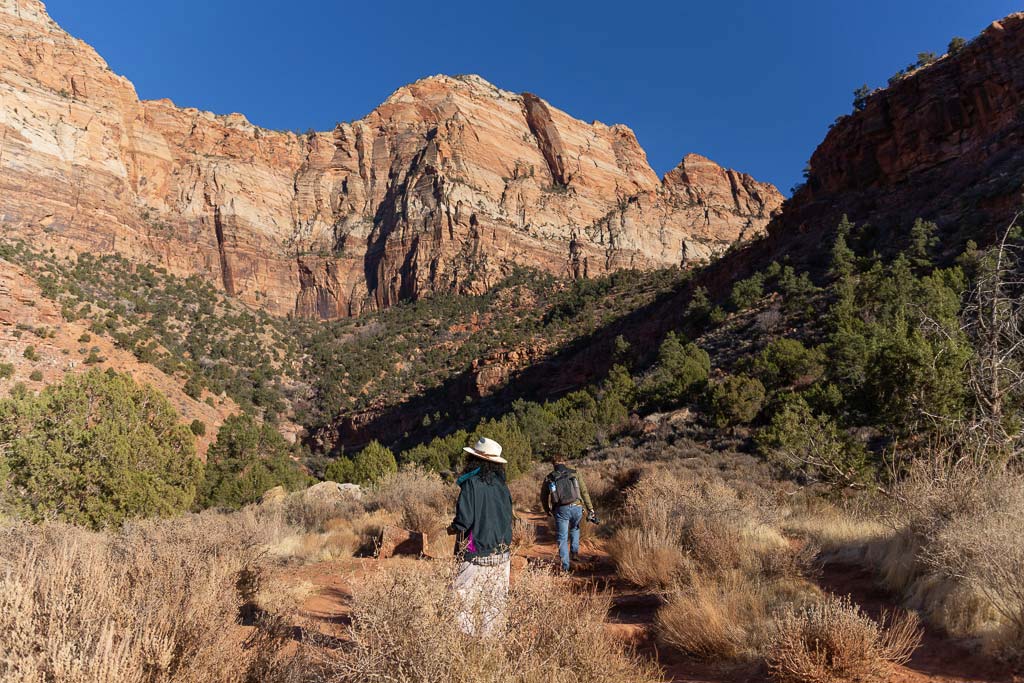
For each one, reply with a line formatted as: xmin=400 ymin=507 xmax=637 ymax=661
xmin=289 ymin=512 xmax=1016 ymax=683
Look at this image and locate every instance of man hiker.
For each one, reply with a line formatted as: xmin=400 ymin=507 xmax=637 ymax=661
xmin=540 ymin=456 xmax=597 ymax=572
xmin=449 ymin=436 xmax=514 ymax=636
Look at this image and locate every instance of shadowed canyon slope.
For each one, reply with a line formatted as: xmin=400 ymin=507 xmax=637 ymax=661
xmin=330 ymin=11 xmax=1024 ymax=451
xmin=0 ymin=0 xmax=782 ymax=319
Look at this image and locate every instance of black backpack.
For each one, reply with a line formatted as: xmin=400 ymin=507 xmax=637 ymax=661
xmin=549 ymin=470 xmax=581 ymax=506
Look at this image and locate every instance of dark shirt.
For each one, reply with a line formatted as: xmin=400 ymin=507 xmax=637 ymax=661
xmin=450 ymin=467 xmax=513 ymax=560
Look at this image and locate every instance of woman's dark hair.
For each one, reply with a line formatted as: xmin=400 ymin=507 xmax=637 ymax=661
xmin=463 ymin=457 xmax=506 ymax=484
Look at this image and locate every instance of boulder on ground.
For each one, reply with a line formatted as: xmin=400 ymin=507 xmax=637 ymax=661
xmin=422 ymin=528 xmax=456 ymax=559
xmin=303 ymin=481 xmax=363 ymax=503
xmin=260 ymin=485 xmax=288 ymax=506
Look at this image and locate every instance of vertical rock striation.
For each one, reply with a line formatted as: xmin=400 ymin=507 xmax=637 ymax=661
xmin=0 ymin=0 xmax=783 ymax=318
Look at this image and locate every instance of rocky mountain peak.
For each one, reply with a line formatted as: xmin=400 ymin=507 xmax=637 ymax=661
xmin=0 ymin=2 xmax=783 ymax=319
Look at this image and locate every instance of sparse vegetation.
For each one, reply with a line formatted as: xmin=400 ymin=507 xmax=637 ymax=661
xmin=767 ymin=596 xmax=921 ymax=683
xmin=323 ymin=561 xmax=660 ymax=683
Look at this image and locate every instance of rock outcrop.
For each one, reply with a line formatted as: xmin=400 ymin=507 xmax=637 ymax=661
xmin=772 ymin=13 xmax=1024 ymax=257
xmin=0 ymin=0 xmax=782 ymax=319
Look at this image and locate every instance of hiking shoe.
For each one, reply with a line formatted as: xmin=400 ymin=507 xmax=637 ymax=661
xmin=570 ymin=551 xmax=579 ymax=562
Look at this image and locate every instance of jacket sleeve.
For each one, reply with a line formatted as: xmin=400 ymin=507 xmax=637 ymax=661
xmin=539 ymin=476 xmax=550 ymax=515
xmin=577 ymin=473 xmax=594 ymax=512
xmin=451 ymin=483 xmax=475 ymax=535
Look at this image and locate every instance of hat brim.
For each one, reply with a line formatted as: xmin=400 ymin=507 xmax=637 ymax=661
xmin=463 ymin=447 xmax=508 ymax=464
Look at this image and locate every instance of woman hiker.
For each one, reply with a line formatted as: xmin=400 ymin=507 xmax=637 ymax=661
xmin=448 ymin=436 xmax=514 ymax=637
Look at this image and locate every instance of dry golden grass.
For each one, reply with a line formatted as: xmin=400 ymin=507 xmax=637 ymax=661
xmin=766 ymin=595 xmax=921 ymax=683
xmin=788 ymin=457 xmax=1024 ymax=662
xmin=314 ymin=561 xmax=661 ymax=683
xmin=783 ymin=501 xmax=890 ymax=564
xmin=606 ymin=464 xmax=833 ymax=662
xmin=657 ymin=570 xmax=766 ymax=659
xmin=0 ymin=516 xmax=307 ymax=683
xmin=607 ymin=526 xmax=686 ymax=589
xmin=368 ymin=466 xmax=456 ymax=534
xmin=512 ymin=516 xmax=537 ymax=554
xmin=890 ymin=457 xmax=1024 ymax=659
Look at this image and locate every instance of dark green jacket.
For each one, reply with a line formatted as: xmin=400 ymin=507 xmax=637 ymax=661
xmin=450 ymin=467 xmax=513 ymax=561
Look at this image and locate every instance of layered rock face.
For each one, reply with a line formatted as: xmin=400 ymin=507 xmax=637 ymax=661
xmin=774 ymin=13 xmax=1024 ymax=254
xmin=0 ymin=0 xmax=782 ymax=318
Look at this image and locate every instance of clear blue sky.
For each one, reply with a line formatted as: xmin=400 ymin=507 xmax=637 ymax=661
xmin=46 ymin=0 xmax=1020 ymax=195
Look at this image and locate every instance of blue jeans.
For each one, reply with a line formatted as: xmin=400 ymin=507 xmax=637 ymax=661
xmin=554 ymin=505 xmax=584 ymax=571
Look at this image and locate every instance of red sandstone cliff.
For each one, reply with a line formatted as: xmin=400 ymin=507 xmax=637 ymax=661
xmin=0 ymin=0 xmax=782 ymax=319
xmin=771 ymin=14 xmax=1024 ymax=259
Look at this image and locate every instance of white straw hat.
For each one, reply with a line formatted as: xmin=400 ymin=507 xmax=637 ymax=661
xmin=463 ymin=437 xmax=507 ymax=464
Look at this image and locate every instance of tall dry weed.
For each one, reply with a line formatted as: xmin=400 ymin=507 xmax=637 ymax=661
xmin=0 ymin=515 xmax=306 ymax=683
xmin=315 ymin=561 xmax=660 ymax=683
xmin=368 ymin=466 xmax=456 ymax=534
xmin=766 ymin=595 xmax=921 ymax=683
xmin=856 ymin=456 xmax=1024 ymax=660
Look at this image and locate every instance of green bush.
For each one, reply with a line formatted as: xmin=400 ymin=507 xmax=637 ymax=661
xmin=852 ymin=84 xmax=871 ymax=112
xmin=189 ymin=419 xmax=206 ymax=436
xmin=23 ymin=346 xmax=38 ymax=362
xmin=709 ymin=375 xmax=766 ymax=427
xmin=472 ymin=417 xmax=532 ymax=478
xmin=28 ymin=370 xmax=43 ymax=382
xmin=0 ymin=369 xmax=202 ymax=528
xmin=0 ymin=363 xmax=13 ymax=380
xmin=640 ymin=332 xmax=710 ymax=410
xmin=324 ymin=455 xmax=355 ymax=484
xmin=827 ymin=256 xmax=970 ymax=430
xmin=729 ymin=274 xmax=765 ymax=311
xmin=756 ymin=397 xmax=871 ymax=488
xmin=947 ymin=36 xmax=967 ymax=55
xmin=400 ymin=430 xmax=470 ymax=472
xmin=195 ymin=414 xmax=309 ymax=510
xmin=745 ymin=338 xmax=826 ymax=389
xmin=349 ymin=440 xmax=398 ymax=485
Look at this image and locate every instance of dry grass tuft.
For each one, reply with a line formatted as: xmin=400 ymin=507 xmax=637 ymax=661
xmin=766 ymin=595 xmax=921 ymax=683
xmin=315 ymin=561 xmax=660 ymax=683
xmin=657 ymin=570 xmax=765 ymax=660
xmin=512 ymin=516 xmax=537 ymax=554
xmin=606 ymin=465 xmax=824 ymax=662
xmin=0 ymin=515 xmax=307 ymax=683
xmin=369 ymin=466 xmax=456 ymax=534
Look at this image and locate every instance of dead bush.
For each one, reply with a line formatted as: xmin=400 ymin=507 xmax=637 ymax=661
xmin=279 ymin=490 xmax=365 ymax=532
xmin=316 ymin=561 xmax=660 ymax=683
xmin=853 ymin=456 xmax=1024 ymax=660
xmin=766 ymin=595 xmax=921 ymax=683
xmin=608 ymin=468 xmax=790 ymax=589
xmin=656 ymin=570 xmax=821 ymax=661
xmin=369 ymin=466 xmax=456 ymax=533
xmin=657 ymin=570 xmax=765 ymax=659
xmin=0 ymin=515 xmax=307 ymax=683
xmin=512 ymin=517 xmax=537 ymax=554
